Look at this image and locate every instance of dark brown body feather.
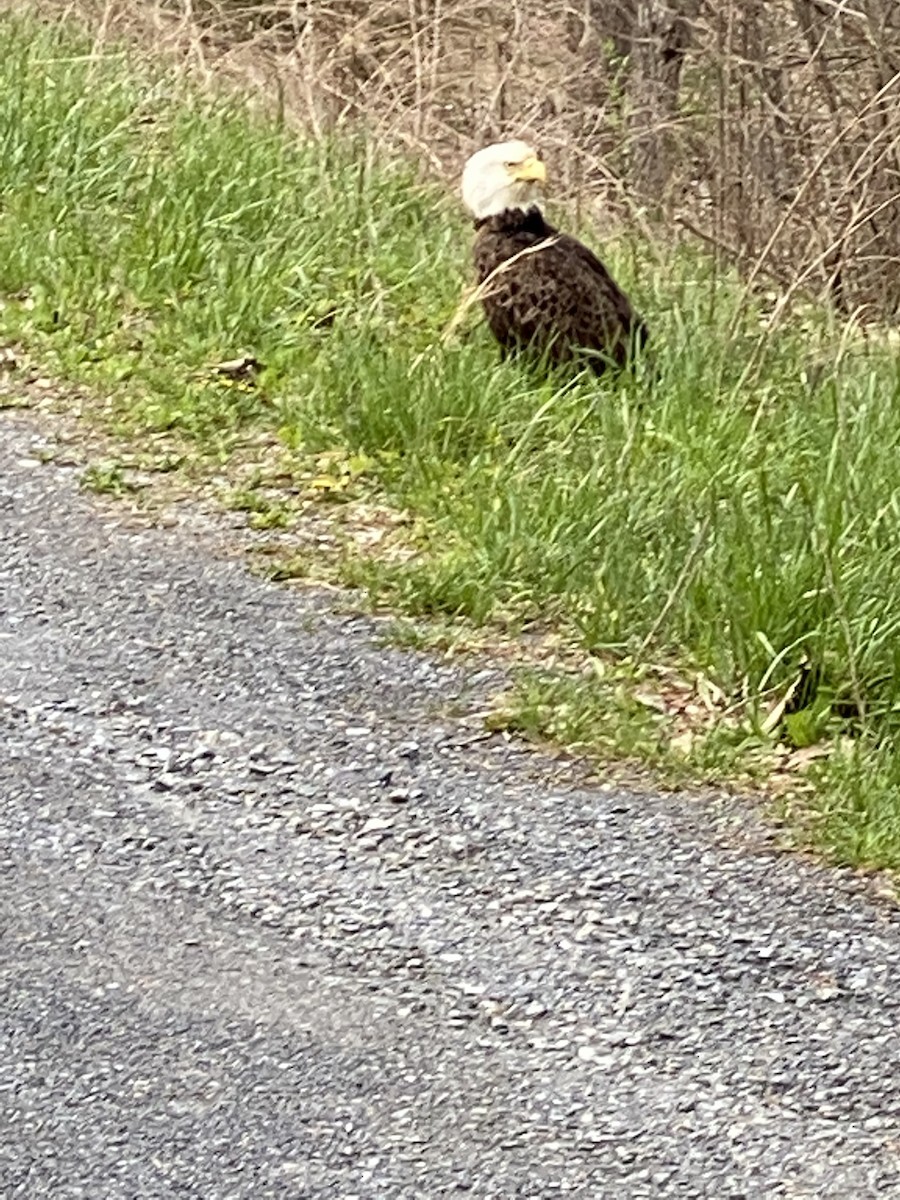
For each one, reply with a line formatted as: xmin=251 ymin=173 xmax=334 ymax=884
xmin=473 ymin=206 xmax=648 ymax=373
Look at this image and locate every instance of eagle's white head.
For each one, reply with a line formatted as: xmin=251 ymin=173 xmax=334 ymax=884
xmin=461 ymin=140 xmax=547 ymax=221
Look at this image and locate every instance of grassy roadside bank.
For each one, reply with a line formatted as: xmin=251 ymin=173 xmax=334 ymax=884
xmin=4 ymin=12 xmax=900 ymax=869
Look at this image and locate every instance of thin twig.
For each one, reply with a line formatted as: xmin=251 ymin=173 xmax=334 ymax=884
xmin=441 ymin=235 xmax=560 ymax=344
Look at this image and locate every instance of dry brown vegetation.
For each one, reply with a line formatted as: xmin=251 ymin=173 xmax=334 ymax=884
xmin=18 ymin=0 xmax=900 ymax=315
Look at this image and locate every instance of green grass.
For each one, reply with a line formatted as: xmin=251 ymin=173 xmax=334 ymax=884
xmin=4 ymin=12 xmax=900 ymax=868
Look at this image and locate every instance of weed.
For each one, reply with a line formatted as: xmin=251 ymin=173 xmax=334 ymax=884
xmin=80 ymin=461 xmax=136 ymax=496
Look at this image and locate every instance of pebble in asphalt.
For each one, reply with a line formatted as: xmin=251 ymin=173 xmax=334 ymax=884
xmin=2 ymin=412 xmax=900 ymax=1198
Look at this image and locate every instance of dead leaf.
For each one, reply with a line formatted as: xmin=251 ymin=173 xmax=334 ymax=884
xmin=210 ymin=355 xmax=264 ymax=381
xmin=634 ymin=690 xmax=667 ymax=713
xmin=760 ymin=673 xmax=803 ymax=736
xmin=784 ymin=744 xmax=832 ymax=772
xmin=670 ymin=731 xmax=695 ymax=757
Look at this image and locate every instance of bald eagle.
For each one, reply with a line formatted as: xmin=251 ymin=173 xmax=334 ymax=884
xmin=461 ymin=141 xmax=648 ymax=374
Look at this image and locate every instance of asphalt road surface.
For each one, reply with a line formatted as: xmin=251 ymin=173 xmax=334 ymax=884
xmin=3 ymin=410 xmax=900 ymax=1199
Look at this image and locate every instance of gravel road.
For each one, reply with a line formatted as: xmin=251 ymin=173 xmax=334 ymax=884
xmin=2 ymin=410 xmax=900 ymax=1199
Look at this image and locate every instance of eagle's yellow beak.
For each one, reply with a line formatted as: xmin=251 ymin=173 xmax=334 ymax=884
xmin=512 ymin=155 xmax=546 ymax=184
